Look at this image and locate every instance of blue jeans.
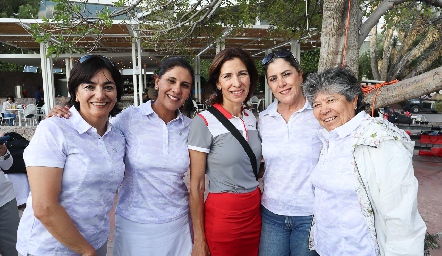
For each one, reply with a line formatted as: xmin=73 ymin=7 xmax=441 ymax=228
xmin=3 ymin=113 xmax=15 ymax=126
xmin=259 ymin=205 xmax=318 ymax=256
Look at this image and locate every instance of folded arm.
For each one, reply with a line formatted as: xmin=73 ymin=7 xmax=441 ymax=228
xmin=28 ymin=166 xmax=97 ymax=256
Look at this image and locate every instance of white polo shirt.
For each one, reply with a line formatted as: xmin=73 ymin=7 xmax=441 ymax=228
xmin=259 ymin=99 xmax=322 ymax=216
xmin=17 ymin=107 xmax=125 ymax=255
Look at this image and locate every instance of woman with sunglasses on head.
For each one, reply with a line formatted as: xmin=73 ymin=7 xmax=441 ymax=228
xmin=16 ymin=55 xmax=126 ymax=256
xmin=258 ymin=49 xmax=321 ymax=256
xmin=2 ymin=96 xmax=16 ymax=126
xmin=188 ymin=48 xmax=262 ymax=256
xmin=47 ymin=57 xmax=195 ymax=256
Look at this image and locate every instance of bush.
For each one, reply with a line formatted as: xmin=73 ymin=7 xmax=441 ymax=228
xmin=425 ymin=232 xmax=441 ymax=256
xmin=435 ymin=101 xmax=442 ymax=113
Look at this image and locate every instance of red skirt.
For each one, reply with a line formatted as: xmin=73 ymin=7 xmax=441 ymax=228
xmin=204 ymin=187 xmax=261 ymax=256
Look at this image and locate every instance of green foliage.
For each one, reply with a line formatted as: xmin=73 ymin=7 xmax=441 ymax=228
xmin=27 ymin=0 xmax=323 ymax=57
xmin=424 ymin=232 xmax=440 ymax=256
xmin=259 ymin=0 xmax=322 ymax=39
xmin=0 ymin=0 xmax=38 ymax=18
xmin=0 ymin=42 xmax=31 ymax=72
xmin=434 ymin=101 xmax=442 ymax=114
xmin=17 ymin=2 xmax=39 ymax=18
xmin=199 ymin=59 xmax=212 ymax=82
xmin=300 ymin=48 xmax=320 ymax=74
xmin=0 ymin=62 xmax=24 ymax=72
xmin=359 ymin=51 xmax=373 ymax=80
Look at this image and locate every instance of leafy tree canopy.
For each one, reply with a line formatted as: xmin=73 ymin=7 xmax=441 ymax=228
xmin=26 ymin=0 xmax=323 ymax=56
xmin=0 ymin=0 xmax=39 ymax=71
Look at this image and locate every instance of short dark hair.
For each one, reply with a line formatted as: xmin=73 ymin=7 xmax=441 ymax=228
xmin=68 ymin=55 xmax=123 ymax=116
xmin=157 ymin=57 xmax=195 ymax=84
xmin=6 ymin=96 xmax=15 ymax=102
xmin=203 ymin=48 xmax=258 ymax=105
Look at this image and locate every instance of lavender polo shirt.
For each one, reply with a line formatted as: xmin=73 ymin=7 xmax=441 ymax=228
xmin=17 ymin=107 xmax=125 ymax=255
xmin=112 ymin=101 xmax=191 ymax=224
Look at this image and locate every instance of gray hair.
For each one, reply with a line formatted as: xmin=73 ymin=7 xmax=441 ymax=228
xmin=302 ymin=66 xmax=365 ymax=112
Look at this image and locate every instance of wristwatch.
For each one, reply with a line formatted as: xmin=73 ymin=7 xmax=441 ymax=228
xmin=0 ymin=152 xmax=11 ymax=160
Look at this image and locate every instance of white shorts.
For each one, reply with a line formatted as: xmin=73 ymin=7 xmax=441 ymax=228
xmin=113 ymin=213 xmax=192 ymax=256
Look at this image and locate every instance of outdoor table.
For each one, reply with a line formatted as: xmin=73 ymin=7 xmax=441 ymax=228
xmin=6 ymin=108 xmax=24 ymax=126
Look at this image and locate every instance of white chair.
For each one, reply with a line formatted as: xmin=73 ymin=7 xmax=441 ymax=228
xmin=250 ymin=96 xmax=263 ymax=113
xmin=22 ymin=104 xmax=37 ymax=126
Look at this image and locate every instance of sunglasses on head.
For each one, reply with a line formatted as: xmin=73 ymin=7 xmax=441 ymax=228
xmin=261 ymin=49 xmax=298 ymax=66
xmin=79 ymin=54 xmax=115 ymax=66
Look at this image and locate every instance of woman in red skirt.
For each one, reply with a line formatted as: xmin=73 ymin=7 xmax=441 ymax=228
xmin=188 ymin=48 xmax=262 ymax=256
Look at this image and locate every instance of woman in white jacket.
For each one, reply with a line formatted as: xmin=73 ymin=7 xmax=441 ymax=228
xmin=302 ymin=66 xmax=426 ymax=256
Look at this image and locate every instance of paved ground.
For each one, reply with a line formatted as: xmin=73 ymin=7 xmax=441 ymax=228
xmin=413 ymin=154 xmax=442 ymax=256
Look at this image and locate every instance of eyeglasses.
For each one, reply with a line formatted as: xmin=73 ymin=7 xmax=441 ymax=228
xmin=79 ymin=54 xmax=115 ymax=66
xmin=261 ymin=49 xmax=298 ymax=66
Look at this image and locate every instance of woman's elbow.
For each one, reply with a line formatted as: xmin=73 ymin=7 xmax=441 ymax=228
xmin=32 ymin=201 xmax=57 ymax=221
xmin=189 ymin=180 xmax=205 ymax=197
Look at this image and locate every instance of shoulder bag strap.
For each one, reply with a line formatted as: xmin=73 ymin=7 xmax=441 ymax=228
xmin=207 ymin=106 xmax=258 ymax=180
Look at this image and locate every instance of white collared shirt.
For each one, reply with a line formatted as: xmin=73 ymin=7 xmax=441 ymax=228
xmin=258 ymin=99 xmax=322 ymax=216
xmin=17 ymin=107 xmax=125 ymax=255
xmin=112 ymin=101 xmax=192 ymax=224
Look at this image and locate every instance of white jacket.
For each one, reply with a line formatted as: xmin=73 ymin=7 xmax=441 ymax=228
xmin=309 ymin=115 xmax=427 ymax=256
xmin=353 ymin=116 xmax=426 ymax=256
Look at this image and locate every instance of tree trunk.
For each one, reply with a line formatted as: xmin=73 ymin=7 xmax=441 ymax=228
xmin=380 ymin=28 xmax=393 ymax=81
xmin=363 ymin=65 xmax=442 ymax=110
xmin=387 ymin=27 xmax=440 ymax=80
xmin=405 ymin=41 xmax=442 ymax=79
xmin=319 ymin=0 xmax=360 ymax=74
xmin=369 ymin=26 xmax=381 ymax=80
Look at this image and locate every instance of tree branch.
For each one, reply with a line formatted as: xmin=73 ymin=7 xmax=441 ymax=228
xmin=359 ymin=0 xmax=442 ymax=46
xmin=110 ymin=0 xmax=144 ymax=18
xmin=359 ymin=0 xmax=407 ymax=46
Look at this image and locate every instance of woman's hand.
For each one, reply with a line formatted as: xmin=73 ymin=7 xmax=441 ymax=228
xmin=191 ymin=241 xmax=210 ymax=256
xmin=81 ymin=247 xmax=97 ymax=256
xmin=47 ymin=105 xmax=71 ymax=119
